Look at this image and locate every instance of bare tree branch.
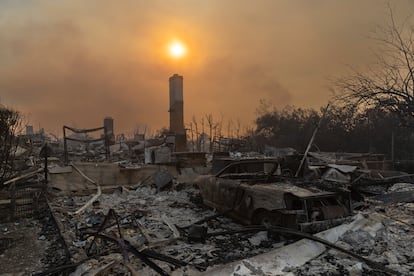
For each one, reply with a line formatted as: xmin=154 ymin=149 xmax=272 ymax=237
xmin=336 ymin=7 xmax=414 ymax=127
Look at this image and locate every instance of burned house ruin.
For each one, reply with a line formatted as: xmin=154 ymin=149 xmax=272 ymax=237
xmin=1 ymin=75 xmax=414 ymax=276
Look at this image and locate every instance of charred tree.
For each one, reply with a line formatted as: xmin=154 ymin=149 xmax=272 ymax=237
xmin=0 ymin=106 xmax=22 ymax=184
xmin=336 ymin=7 xmax=414 ymax=127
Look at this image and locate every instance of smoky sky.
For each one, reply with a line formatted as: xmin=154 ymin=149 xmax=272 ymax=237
xmin=0 ymin=0 xmax=413 ymax=135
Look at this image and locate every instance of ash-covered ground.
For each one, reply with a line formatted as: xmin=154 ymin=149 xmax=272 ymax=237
xmin=292 ymin=203 xmax=414 ymax=276
xmin=49 ymin=183 xmax=289 ymax=275
xmin=2 ymin=175 xmax=414 ymax=275
xmin=0 ymin=209 xmax=69 ymax=275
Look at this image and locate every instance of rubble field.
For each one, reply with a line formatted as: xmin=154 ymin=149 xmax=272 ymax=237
xmin=2 ymin=151 xmax=414 ymax=275
xmin=21 ymin=179 xmax=414 ymax=275
xmin=48 ymin=183 xmax=292 ymax=275
xmin=293 ymin=203 xmax=414 ymax=276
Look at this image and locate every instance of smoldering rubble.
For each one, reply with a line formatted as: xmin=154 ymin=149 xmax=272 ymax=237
xmin=1 ymin=136 xmax=414 ymax=275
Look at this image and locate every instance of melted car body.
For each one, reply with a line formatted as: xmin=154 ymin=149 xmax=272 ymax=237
xmin=196 ymin=159 xmax=351 ymax=233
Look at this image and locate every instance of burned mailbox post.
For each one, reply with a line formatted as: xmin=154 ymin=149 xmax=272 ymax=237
xmin=39 ymin=143 xmax=53 ymax=187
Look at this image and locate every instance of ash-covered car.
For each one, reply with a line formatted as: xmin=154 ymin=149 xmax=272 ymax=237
xmin=196 ymin=159 xmax=352 ymax=233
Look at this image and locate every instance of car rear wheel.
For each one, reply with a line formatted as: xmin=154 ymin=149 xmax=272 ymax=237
xmin=251 ymin=209 xmax=284 ymax=241
xmin=251 ymin=209 xmax=282 ymax=226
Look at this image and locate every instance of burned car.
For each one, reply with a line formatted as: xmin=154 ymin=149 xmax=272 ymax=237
xmin=196 ymin=159 xmax=352 ymax=233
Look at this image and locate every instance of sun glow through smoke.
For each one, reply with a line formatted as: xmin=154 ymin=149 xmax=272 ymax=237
xmin=169 ymin=40 xmax=186 ymax=58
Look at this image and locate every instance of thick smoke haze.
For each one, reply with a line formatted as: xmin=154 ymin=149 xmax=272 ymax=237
xmin=0 ymin=0 xmax=413 ymax=135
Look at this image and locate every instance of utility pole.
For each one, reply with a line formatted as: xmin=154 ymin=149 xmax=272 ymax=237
xmin=295 ymin=103 xmax=330 ymax=177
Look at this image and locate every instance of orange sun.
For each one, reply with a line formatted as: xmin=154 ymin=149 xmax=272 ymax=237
xmin=168 ymin=40 xmax=187 ymax=58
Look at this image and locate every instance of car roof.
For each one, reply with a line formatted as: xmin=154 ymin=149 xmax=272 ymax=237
xmin=215 ymin=159 xmax=281 ymax=176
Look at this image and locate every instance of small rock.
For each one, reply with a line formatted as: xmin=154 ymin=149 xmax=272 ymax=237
xmin=384 ymin=251 xmax=399 ymax=265
xmin=38 ymin=235 xmax=46 ymax=240
xmin=347 ymin=262 xmax=363 ymax=276
xmin=72 ymin=240 xmax=86 ymax=248
xmin=248 ymin=231 xmax=268 ymax=246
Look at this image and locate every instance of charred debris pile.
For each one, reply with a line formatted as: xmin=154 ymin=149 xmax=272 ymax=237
xmin=1 ymin=139 xmax=414 ymax=275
